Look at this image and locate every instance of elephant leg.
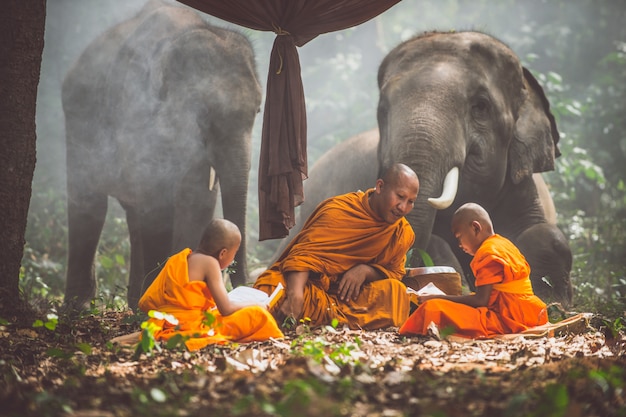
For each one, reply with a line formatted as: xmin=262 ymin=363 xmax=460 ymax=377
xmin=133 ymin=205 xmax=175 ymax=308
xmin=515 ymin=223 xmax=573 ymax=307
xmin=64 ymin=190 xmax=108 ymax=309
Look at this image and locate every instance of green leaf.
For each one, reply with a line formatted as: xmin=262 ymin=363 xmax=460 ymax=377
xmin=416 ymin=248 xmax=434 ymax=267
xmin=46 ymin=347 xmax=73 ymax=359
xmin=100 ymin=256 xmax=114 ymax=269
xmin=75 ymin=343 xmax=92 ymax=355
xmin=115 ymin=254 xmax=126 ymax=266
xmin=165 ymin=334 xmax=186 ymax=350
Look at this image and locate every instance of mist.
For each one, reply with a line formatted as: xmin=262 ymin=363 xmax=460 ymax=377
xmin=32 ymin=0 xmax=625 ymax=262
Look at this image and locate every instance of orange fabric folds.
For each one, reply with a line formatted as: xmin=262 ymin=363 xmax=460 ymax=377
xmin=399 ymin=234 xmax=548 ymax=339
xmin=254 ymin=189 xmax=412 ymax=328
xmin=139 ymin=249 xmax=283 ymax=351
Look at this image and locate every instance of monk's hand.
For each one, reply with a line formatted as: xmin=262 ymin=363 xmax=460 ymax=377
xmin=418 ymin=294 xmax=440 ymax=303
xmin=279 ymin=292 xmax=304 ymax=324
xmin=279 ymin=271 xmax=308 ymax=324
xmin=338 ymin=266 xmax=368 ymax=301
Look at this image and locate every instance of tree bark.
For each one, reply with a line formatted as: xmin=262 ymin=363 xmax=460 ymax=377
xmin=0 ymin=0 xmax=46 ymax=317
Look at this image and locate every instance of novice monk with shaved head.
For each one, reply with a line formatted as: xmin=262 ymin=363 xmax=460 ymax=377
xmin=254 ymin=163 xmax=420 ymax=329
xmin=139 ymin=219 xmax=283 ymax=351
xmin=399 ymin=202 xmax=548 ymax=338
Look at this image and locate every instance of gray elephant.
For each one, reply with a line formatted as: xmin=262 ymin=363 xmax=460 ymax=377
xmin=274 ymin=31 xmax=573 ymax=307
xmin=376 ymin=30 xmax=571 ymax=306
xmin=62 ymin=0 xmax=261 ymax=309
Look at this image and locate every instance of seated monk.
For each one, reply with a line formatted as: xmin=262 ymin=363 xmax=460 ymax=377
xmin=138 ymin=219 xmax=283 ymax=351
xmin=399 ymin=202 xmax=548 ymax=339
xmin=254 ymin=163 xmax=420 ymax=329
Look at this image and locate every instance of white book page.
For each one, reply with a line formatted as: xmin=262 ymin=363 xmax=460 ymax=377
xmin=227 ymin=282 xmax=284 ymax=307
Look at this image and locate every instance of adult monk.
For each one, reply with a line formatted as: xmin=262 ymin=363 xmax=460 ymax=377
xmin=254 ymin=163 xmax=420 ymax=329
xmin=399 ymin=202 xmax=548 ymax=338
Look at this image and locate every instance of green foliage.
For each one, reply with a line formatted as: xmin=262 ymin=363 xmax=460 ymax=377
xmin=233 ymin=377 xmax=339 ymax=417
xmin=289 ymin=323 xmax=363 ymax=368
xmin=32 ymin=313 xmax=58 ymax=331
xmin=588 ymin=365 xmax=624 ymax=394
xmin=529 ymin=383 xmax=569 ymax=417
xmin=405 ymin=248 xmax=435 ymax=268
xmin=536 ymin=64 xmax=626 ymax=315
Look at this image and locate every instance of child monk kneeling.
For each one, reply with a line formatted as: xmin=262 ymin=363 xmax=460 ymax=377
xmin=399 ymin=202 xmax=548 ymax=339
xmin=138 ymin=219 xmax=283 ymax=351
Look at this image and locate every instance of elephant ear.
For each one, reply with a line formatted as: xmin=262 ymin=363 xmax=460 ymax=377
xmin=510 ymin=67 xmax=561 ymax=184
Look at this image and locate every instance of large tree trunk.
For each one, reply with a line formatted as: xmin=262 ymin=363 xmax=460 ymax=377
xmin=0 ymin=0 xmax=46 ymax=317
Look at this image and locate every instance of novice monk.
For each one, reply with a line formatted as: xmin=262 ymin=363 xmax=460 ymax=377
xmin=254 ymin=163 xmax=419 ymax=329
xmin=399 ymin=202 xmax=548 ymax=338
xmin=138 ymin=219 xmax=283 ymax=351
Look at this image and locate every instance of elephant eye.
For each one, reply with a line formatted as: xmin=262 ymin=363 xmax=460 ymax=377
xmin=471 ymin=97 xmax=491 ymax=119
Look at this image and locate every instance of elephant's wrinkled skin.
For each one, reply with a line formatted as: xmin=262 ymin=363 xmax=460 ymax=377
xmin=275 ymin=32 xmax=573 ymax=307
xmin=62 ymin=1 xmax=261 ymax=309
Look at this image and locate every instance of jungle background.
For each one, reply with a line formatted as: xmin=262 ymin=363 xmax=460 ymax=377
xmin=6 ymin=0 xmax=626 ymax=416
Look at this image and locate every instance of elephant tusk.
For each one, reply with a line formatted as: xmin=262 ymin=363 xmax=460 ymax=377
xmin=428 ymin=166 xmax=459 ymax=210
xmin=208 ymin=166 xmax=216 ymax=191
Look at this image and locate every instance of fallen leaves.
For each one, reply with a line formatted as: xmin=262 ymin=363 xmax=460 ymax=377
xmin=0 ymin=309 xmax=624 ymax=417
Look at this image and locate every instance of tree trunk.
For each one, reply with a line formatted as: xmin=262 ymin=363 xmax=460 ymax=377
xmin=0 ymin=0 xmax=46 ymax=317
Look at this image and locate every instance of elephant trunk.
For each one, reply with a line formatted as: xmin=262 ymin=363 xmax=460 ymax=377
xmin=219 ymin=170 xmax=250 ymax=287
xmin=381 ymin=117 xmax=465 ymax=252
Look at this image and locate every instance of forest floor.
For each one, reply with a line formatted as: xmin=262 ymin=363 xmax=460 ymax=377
xmin=1 ymin=307 xmax=625 ymax=417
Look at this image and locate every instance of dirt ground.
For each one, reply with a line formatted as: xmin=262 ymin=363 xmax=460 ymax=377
xmin=1 ymin=309 xmax=625 ymax=417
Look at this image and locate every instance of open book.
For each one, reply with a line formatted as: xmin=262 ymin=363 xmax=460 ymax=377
xmin=227 ymin=282 xmax=284 ymax=311
xmin=406 ymin=281 xmax=446 ymax=305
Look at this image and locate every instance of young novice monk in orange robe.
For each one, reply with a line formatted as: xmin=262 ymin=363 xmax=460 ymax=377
xmin=138 ymin=219 xmax=283 ymax=351
xmin=399 ymin=202 xmax=548 ymax=339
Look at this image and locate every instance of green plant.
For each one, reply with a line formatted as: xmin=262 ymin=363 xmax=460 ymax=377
xmin=290 ymin=334 xmax=362 ymax=368
xmin=529 ymin=383 xmax=569 ymax=417
xmin=32 ymin=313 xmax=58 ymax=331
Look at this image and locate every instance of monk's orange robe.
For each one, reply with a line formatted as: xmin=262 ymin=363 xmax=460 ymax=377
xmin=254 ymin=189 xmax=412 ymax=329
xmin=399 ymin=234 xmax=548 ymax=338
xmin=139 ymin=249 xmax=283 ymax=351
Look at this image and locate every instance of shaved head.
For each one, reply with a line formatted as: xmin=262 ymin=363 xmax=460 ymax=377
xmin=452 ymin=202 xmax=493 ymax=234
xmin=380 ymin=163 xmax=419 ymax=188
xmin=197 ymin=218 xmax=241 ymax=257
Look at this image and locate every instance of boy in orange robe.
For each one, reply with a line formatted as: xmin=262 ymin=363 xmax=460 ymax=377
xmin=399 ymin=202 xmax=548 ymax=338
xmin=138 ymin=219 xmax=283 ymax=351
xmin=254 ymin=164 xmax=419 ymax=329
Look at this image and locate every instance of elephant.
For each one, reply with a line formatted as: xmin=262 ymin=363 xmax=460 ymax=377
xmin=272 ymin=31 xmax=573 ymax=307
xmin=61 ymin=0 xmax=261 ymax=309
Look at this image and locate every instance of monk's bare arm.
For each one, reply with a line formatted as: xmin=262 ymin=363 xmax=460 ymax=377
xmin=192 ymin=254 xmax=264 ymax=316
xmin=280 ymin=270 xmax=309 ymax=320
xmin=419 ymin=284 xmax=492 ymax=308
xmin=339 ymin=264 xmax=384 ymax=301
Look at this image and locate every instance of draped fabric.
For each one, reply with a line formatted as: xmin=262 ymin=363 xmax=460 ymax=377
xmin=254 ymin=189 xmax=413 ymax=328
xmin=138 ymin=248 xmax=283 ymax=351
xmin=176 ymin=0 xmax=402 ymax=240
xmin=399 ymin=234 xmax=548 ymax=338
